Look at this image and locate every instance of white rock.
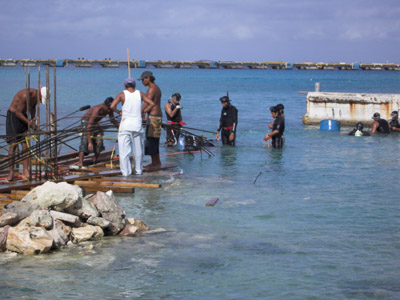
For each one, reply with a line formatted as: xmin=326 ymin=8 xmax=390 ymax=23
xmin=71 ymin=225 xmax=104 ymax=243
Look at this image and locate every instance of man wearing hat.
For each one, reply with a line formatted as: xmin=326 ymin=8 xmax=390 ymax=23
xmin=6 ymin=87 xmax=48 ymax=181
xmin=138 ymin=71 xmax=163 ymax=169
xmin=370 ymin=112 xmax=390 ymax=134
xmin=389 ymin=111 xmax=400 ymax=132
xmin=110 ymin=78 xmax=155 ymax=176
xmin=216 ymin=95 xmax=238 ymax=146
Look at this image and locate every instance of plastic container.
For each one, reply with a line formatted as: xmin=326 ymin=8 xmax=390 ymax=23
xmin=178 ymin=135 xmax=185 ymax=150
xmin=320 ymin=120 xmax=340 ymax=131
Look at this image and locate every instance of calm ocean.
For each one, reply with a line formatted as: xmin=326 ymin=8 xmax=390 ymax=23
xmin=0 ymin=66 xmax=400 ymax=299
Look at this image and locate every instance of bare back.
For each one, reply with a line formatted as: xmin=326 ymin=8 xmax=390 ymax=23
xmin=9 ymin=88 xmax=38 ymax=117
xmin=82 ymin=104 xmax=111 ymax=125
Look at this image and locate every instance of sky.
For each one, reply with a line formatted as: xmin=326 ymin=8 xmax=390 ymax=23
xmin=1 ymin=0 xmax=399 ymax=63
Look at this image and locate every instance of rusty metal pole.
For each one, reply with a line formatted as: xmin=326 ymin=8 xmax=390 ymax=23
xmin=27 ymin=69 xmax=32 ymax=181
xmin=53 ymin=67 xmax=58 ymax=180
xmin=37 ymin=66 xmax=42 ymax=181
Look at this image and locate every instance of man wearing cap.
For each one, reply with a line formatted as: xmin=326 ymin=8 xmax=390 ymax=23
xmin=110 ymin=78 xmax=155 ymax=176
xmin=389 ymin=111 xmax=400 ymax=132
xmin=371 ymin=112 xmax=390 ymax=134
xmin=138 ymin=71 xmax=163 ymax=169
xmin=6 ymin=87 xmax=47 ymax=181
xmin=216 ymin=95 xmax=238 ymax=146
xmin=78 ymin=97 xmax=119 ymax=168
xmin=264 ymin=105 xmax=285 ymax=148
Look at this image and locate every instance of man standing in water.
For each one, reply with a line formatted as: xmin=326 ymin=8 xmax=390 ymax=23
xmin=6 ymin=87 xmax=47 ymax=181
xmin=138 ymin=71 xmax=163 ymax=170
xmin=78 ymin=97 xmax=119 ymax=168
xmin=264 ymin=105 xmax=285 ymax=148
xmin=216 ymin=95 xmax=238 ymax=146
xmin=370 ymin=112 xmax=390 ymax=134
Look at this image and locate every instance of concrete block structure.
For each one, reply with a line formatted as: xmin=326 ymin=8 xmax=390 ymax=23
xmin=302 ymin=92 xmax=400 ymax=125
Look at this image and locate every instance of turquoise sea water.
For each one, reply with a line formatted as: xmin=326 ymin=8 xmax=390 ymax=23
xmin=0 ymin=67 xmax=400 ymax=299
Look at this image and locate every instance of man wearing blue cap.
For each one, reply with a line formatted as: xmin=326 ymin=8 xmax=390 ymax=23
xmin=110 ymin=78 xmax=155 ymax=176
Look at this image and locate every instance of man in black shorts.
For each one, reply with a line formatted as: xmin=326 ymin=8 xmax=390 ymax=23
xmin=264 ymin=105 xmax=285 ymax=149
xmin=6 ymin=87 xmax=47 ymax=181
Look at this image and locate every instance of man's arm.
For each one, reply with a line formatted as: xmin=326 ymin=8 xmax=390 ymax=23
xmin=371 ymin=121 xmax=378 ymax=134
xmin=141 ymin=92 xmax=155 ymax=114
xmin=110 ymin=93 xmax=123 ymax=116
xmin=108 ymin=110 xmax=119 ymax=127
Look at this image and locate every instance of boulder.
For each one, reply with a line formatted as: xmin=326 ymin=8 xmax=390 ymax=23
xmin=2 ymin=201 xmax=39 ymax=222
xmin=65 ymin=197 xmax=99 ymax=220
xmin=91 ymin=191 xmax=126 ymax=235
xmin=118 ymin=223 xmax=138 ymax=237
xmin=49 ymin=210 xmax=83 ymax=227
xmin=86 ymin=216 xmax=111 ymax=229
xmin=47 ymin=220 xmax=71 ymax=248
xmin=31 ymin=181 xmax=83 ymax=211
xmin=0 ymin=225 xmax=10 ymax=251
xmin=71 ymin=225 xmax=104 ymax=243
xmin=6 ymin=223 xmax=53 ymax=255
xmin=27 ymin=210 xmax=53 ymax=229
xmin=126 ymin=218 xmax=149 ymax=232
xmin=0 ymin=212 xmax=20 ymax=227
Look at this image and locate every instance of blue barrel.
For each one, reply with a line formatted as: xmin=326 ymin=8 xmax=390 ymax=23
xmin=138 ymin=60 xmax=146 ymax=68
xmin=56 ymin=59 xmax=65 ymax=67
xmin=210 ymin=61 xmax=217 ymax=69
xmin=320 ymin=120 xmax=340 ymax=131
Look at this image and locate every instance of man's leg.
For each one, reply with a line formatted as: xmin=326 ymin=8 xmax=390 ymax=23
xmin=20 ymin=142 xmax=29 ymax=180
xmin=7 ymin=143 xmax=16 ymax=181
xmin=118 ymin=130 xmax=132 ymax=176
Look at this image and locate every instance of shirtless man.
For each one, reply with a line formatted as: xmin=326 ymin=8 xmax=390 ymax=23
xmin=138 ymin=71 xmax=163 ymax=170
xmin=78 ymin=97 xmax=119 ymax=167
xmin=6 ymin=87 xmax=47 ymax=181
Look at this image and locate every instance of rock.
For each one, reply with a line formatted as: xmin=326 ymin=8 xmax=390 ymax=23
xmin=86 ymin=216 xmax=111 ymax=229
xmin=71 ymin=225 xmax=104 ymax=243
xmin=47 ymin=220 xmax=71 ymax=248
xmin=91 ymin=191 xmax=126 ymax=235
xmin=126 ymin=218 xmax=149 ymax=232
xmin=32 ymin=181 xmax=83 ymax=211
xmin=118 ymin=224 xmax=138 ymax=237
xmin=27 ymin=210 xmax=53 ymax=229
xmin=0 ymin=212 xmax=20 ymax=227
xmin=2 ymin=201 xmax=39 ymax=222
xmin=65 ymin=197 xmax=99 ymax=220
xmin=0 ymin=226 xmax=10 ymax=251
xmin=6 ymin=223 xmax=53 ymax=255
xmin=50 ymin=210 xmax=83 ymax=227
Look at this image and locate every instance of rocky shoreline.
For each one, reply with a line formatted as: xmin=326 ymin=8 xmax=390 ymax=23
xmin=0 ymin=181 xmax=152 ymax=255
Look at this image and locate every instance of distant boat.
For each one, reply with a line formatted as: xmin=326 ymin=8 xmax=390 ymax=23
xmin=2 ymin=59 xmax=17 ymax=67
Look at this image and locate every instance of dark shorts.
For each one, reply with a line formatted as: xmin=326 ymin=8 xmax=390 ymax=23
xmin=272 ymin=135 xmax=284 ymax=149
xmin=6 ymin=110 xmax=28 ymax=144
xmin=221 ymin=128 xmax=235 ymax=146
xmin=79 ymin=121 xmax=105 ymax=155
xmin=145 ymin=137 xmax=160 ymax=156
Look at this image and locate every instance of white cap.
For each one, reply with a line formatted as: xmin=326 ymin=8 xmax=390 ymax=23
xmin=40 ymin=86 xmax=49 ymax=105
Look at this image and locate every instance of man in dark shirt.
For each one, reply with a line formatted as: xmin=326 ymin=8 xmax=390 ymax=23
xmin=216 ymin=95 xmax=238 ymax=146
xmin=371 ymin=112 xmax=390 ymax=134
xmin=389 ymin=111 xmax=400 ymax=132
xmin=264 ymin=105 xmax=285 ymax=148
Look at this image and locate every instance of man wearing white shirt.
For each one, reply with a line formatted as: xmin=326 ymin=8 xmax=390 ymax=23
xmin=110 ymin=78 xmax=155 ymax=176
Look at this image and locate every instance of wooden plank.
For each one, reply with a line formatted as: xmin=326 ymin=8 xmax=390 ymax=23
xmin=94 ymin=176 xmax=149 ymax=183
xmin=206 ymin=198 xmax=219 ymax=207
xmin=74 ymin=180 xmax=161 ymax=189
xmin=82 ymin=186 xmax=134 ymax=193
xmin=11 ymin=190 xmax=29 ymax=195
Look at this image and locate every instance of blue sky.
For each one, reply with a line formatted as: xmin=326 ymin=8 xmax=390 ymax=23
xmin=1 ymin=0 xmax=399 ymax=63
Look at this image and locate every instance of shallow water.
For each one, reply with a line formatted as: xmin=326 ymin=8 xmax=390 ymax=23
xmin=0 ymin=67 xmax=400 ymax=299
